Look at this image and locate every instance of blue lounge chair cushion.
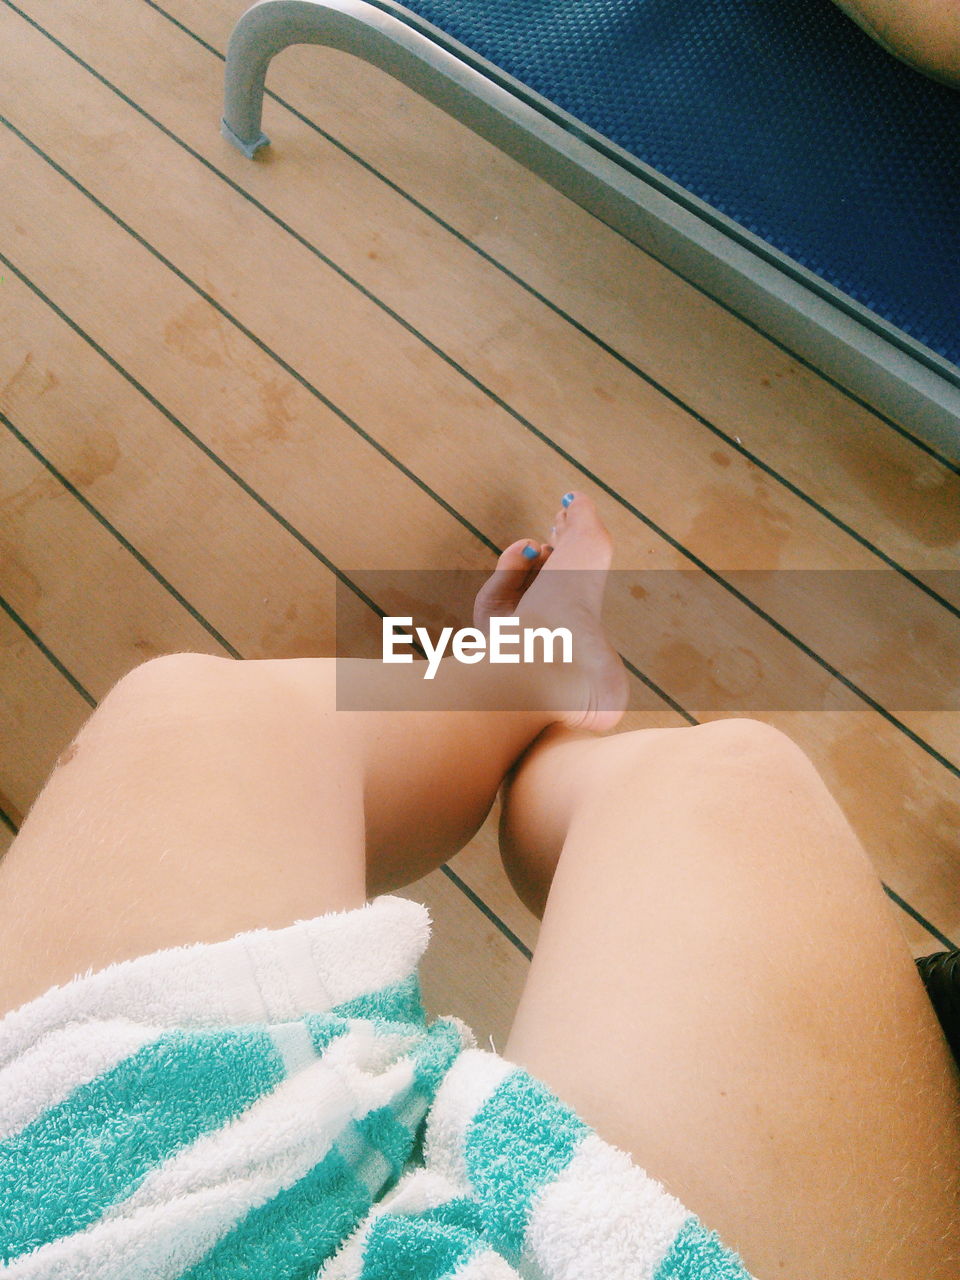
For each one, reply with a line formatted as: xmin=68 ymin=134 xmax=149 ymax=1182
xmin=390 ymin=0 xmax=960 ymax=367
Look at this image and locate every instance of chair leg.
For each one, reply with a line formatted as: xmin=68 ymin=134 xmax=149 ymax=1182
xmin=221 ymin=0 xmax=345 ymax=157
xmin=219 ymin=0 xmax=453 ymax=158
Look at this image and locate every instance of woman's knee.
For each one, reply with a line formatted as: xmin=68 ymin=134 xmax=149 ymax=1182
xmin=602 ymin=716 xmax=818 ymax=792
xmin=500 ymin=717 xmax=868 ymax=919
xmin=97 ymin=655 xmax=239 ymax=716
xmin=505 ymin=718 xmax=820 ymax=838
xmin=684 ymin=716 xmax=818 ymax=774
xmin=82 ymin=653 xmax=240 ymax=746
xmin=89 ymin=654 xmax=344 ymax=767
xmin=588 ymin=717 xmax=878 ymax=883
xmin=600 ymin=717 xmax=870 ymax=850
xmin=110 ymin=652 xmax=233 ymax=697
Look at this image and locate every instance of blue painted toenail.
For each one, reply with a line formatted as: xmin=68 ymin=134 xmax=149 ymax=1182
xmin=561 ymin=492 xmax=574 ymax=507
xmin=521 ymin=543 xmax=538 ymax=559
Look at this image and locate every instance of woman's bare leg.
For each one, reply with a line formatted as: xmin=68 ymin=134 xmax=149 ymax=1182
xmin=0 ymin=494 xmax=625 ymax=1017
xmin=499 ymin=721 xmax=960 ymax=1279
xmin=832 ymin=0 xmax=960 ymax=85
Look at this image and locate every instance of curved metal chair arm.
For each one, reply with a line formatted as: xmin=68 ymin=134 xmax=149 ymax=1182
xmin=221 ymin=0 xmax=533 ymax=159
xmin=222 ymin=0 xmax=364 ymax=156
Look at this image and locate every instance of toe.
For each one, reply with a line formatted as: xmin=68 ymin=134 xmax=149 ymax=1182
xmin=552 ymin=490 xmax=597 ymax=532
xmin=499 ymin=538 xmax=541 ymax=570
xmin=557 ymin=491 xmax=595 ymax=524
xmin=558 ymin=492 xmax=611 ymax=550
xmin=473 ymin=539 xmax=542 ymax=628
xmin=523 ymin=542 xmax=552 ymax=582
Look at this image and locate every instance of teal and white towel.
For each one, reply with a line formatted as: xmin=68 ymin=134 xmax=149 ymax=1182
xmin=0 ymin=894 xmax=752 ymax=1278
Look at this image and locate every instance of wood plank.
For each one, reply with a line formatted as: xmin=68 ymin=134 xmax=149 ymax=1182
xmin=26 ymin=0 xmax=960 ymax=594
xmin=0 ymin=268 xmax=351 ymax=673
xmin=163 ymin=0 xmax=960 ymax=573
xmin=398 ymin=863 xmax=529 ymax=1051
xmin=5 ymin=0 xmax=956 ymax=760
xmin=1 ymin=29 xmax=957 ymax=942
xmin=0 ymin=429 xmax=226 ymax=681
xmin=0 ymin=607 xmax=91 ymax=827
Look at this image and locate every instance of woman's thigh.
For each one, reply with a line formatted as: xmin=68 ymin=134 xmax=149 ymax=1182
xmin=832 ymin=0 xmax=960 ymax=84
xmin=0 ymin=654 xmax=366 ymax=1019
xmin=503 ymin=720 xmax=960 ymax=1280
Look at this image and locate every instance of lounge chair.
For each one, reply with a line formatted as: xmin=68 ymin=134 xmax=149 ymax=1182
xmin=221 ymin=0 xmax=960 ymax=458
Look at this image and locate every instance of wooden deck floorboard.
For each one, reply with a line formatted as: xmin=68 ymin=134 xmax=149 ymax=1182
xmin=2 ymin=0 xmax=958 ymax=1041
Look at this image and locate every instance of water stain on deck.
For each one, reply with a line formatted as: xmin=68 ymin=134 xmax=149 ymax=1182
xmin=252 ymin=375 xmax=295 ymax=443
xmin=686 ymin=481 xmax=792 ymax=567
xmin=831 ymin=440 xmax=960 ymax=548
xmin=3 ymin=471 xmax=60 ymax=521
xmin=0 ymin=352 xmax=58 ymax=405
xmin=0 ymin=548 xmax=43 ymax=613
xmin=163 ymin=300 xmax=231 ymax=370
xmin=69 ymin=432 xmax=121 ymax=488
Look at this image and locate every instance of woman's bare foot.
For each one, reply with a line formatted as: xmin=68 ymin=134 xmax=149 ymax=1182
xmin=473 ymin=492 xmax=628 ymax=733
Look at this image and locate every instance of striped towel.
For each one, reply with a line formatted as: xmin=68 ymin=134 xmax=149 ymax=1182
xmin=0 ymin=894 xmax=753 ymax=1278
